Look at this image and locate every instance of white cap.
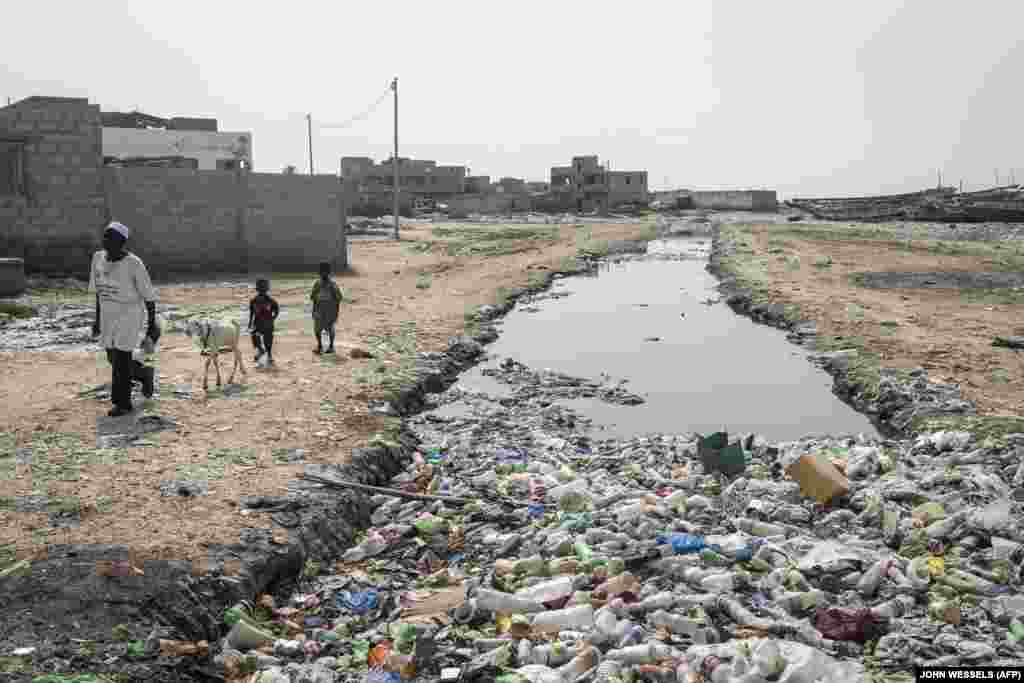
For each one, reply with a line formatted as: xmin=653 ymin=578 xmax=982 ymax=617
xmin=107 ymin=221 xmax=130 ymax=239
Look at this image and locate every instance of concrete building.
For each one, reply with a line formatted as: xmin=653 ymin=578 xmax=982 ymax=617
xmin=550 ymin=155 xmax=648 ymax=212
xmin=341 ymin=155 xmax=470 ymax=216
xmin=101 ymin=110 xmax=252 ymax=171
xmin=464 ymin=175 xmax=491 ymax=194
xmin=341 ymin=156 xmax=466 ymax=196
xmin=1 ymin=96 xmax=348 ymax=276
xmin=495 ymin=177 xmax=526 ymax=194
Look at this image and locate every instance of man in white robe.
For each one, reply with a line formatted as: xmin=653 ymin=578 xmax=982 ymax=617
xmin=89 ymin=221 xmax=160 ymax=416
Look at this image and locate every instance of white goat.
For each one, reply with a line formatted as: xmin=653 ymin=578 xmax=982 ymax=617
xmin=184 ymin=319 xmax=247 ymax=390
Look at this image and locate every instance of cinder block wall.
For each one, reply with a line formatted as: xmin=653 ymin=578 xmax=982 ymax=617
xmin=105 ymin=169 xmax=348 ymax=276
xmin=102 ymin=168 xmax=246 ymax=275
xmin=246 ymin=173 xmax=346 ymax=271
xmin=0 ymin=97 xmax=106 ymax=276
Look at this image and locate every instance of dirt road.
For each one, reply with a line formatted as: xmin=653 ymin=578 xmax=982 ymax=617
xmin=0 ymin=221 xmax=650 ymax=568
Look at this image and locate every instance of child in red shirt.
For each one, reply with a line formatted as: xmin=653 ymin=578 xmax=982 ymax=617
xmin=248 ymin=279 xmax=280 ymax=365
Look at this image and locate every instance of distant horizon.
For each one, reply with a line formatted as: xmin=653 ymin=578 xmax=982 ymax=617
xmin=3 ymin=1 xmax=1021 ymax=200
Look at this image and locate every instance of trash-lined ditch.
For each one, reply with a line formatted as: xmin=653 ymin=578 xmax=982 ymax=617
xmin=429 ymin=234 xmax=879 ymax=442
xmin=4 ymin=218 xmax=1024 ymax=682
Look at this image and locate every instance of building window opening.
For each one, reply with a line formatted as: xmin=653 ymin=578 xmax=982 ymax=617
xmin=0 ymin=142 xmax=26 ymax=197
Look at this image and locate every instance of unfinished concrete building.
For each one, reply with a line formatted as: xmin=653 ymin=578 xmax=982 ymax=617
xmin=341 ymin=156 xmax=469 ymax=215
xmin=550 ymin=155 xmax=648 ymax=212
xmin=101 ymin=110 xmax=252 ymax=171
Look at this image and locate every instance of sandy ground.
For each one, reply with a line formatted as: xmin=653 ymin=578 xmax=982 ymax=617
xmin=0 ymin=221 xmax=649 ymax=568
xmin=730 ymin=223 xmax=1024 ymax=417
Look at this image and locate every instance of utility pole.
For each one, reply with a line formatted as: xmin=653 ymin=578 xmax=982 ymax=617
xmin=306 ymin=114 xmax=314 ymax=175
xmin=391 ymin=77 xmax=399 ymax=240
xmin=995 ymin=169 xmax=999 ymax=187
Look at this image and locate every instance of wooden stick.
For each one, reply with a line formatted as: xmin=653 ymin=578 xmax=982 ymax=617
xmin=301 ymin=475 xmax=481 ymax=507
xmin=299 ymin=473 xmax=552 ymax=509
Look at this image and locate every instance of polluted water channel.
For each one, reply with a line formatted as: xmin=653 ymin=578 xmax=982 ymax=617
xmin=432 ymin=236 xmax=879 ymax=442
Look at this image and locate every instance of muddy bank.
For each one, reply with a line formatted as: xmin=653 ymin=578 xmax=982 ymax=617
xmin=706 ymin=225 xmax=976 ymax=438
xmin=0 ymin=257 xmax=610 ymax=680
xmin=853 ymin=270 xmax=1024 ymax=290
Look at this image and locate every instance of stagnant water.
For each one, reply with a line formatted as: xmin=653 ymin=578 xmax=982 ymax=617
xmin=434 ymin=235 xmax=880 ymax=441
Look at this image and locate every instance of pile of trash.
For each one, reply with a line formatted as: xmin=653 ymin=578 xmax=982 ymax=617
xmin=212 ymin=372 xmax=1024 ymax=682
xmin=480 ymin=359 xmax=646 ymax=407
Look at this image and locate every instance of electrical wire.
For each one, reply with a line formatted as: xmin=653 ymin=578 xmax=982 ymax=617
xmin=316 ymin=87 xmax=392 ymax=131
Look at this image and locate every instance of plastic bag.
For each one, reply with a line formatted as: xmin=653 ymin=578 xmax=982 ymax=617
xmin=813 ymin=607 xmax=889 ymax=643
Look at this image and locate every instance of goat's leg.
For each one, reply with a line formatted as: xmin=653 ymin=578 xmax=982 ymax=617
xmin=202 ymin=354 xmax=211 ymax=391
xmin=235 ymin=343 xmax=247 ymax=380
xmin=213 ymin=351 xmax=223 ymax=387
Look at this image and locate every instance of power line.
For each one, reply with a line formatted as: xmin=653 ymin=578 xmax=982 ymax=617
xmin=317 ymin=87 xmax=393 ymax=131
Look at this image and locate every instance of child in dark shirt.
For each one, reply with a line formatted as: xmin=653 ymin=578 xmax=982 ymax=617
xmin=248 ymin=279 xmax=280 ymax=365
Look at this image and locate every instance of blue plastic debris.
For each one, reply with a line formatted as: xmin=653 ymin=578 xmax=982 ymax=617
xmin=337 ymin=590 xmax=380 ymax=614
xmin=656 ymin=533 xmax=707 ymax=555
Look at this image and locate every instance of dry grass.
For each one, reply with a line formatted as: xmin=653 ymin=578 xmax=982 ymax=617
xmin=716 ymin=222 xmax=1024 ymax=419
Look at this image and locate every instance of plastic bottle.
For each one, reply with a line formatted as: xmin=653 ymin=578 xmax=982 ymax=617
xmin=531 ymin=605 xmax=595 ymax=633
xmin=653 ymin=556 xmax=703 ymax=579
xmin=515 ymin=555 xmax=548 ymax=577
xmin=593 ymin=607 xmax=631 ymax=645
xmin=629 ymin=592 xmax=677 ymax=615
xmin=452 ymin=599 xmax=490 ymax=625
xmin=515 ymin=576 xmax=574 ymax=605
xmin=557 ymin=646 xmax=601 ymax=682
xmin=736 ymin=518 xmax=787 ymax=537
xmin=773 ymin=590 xmax=826 ymax=614
xmin=567 ymin=591 xmax=592 ymax=607
xmin=656 ymin=533 xmax=706 ymax=555
xmin=592 ymin=660 xmax=624 ymax=683
xmin=868 ymin=593 xmax=917 ymax=622
xmin=753 ymin=640 xmax=786 ymax=679
xmin=512 ymin=664 xmax=563 ymax=683
xmin=680 ymin=567 xmax=717 ymax=586
xmin=925 ymin=510 xmax=969 ymax=539
xmin=340 ymin=535 xmax=389 ymax=562
xmin=603 ymin=642 xmax=675 ymax=666
xmin=606 ymin=557 xmax=626 ymax=577
xmin=520 ymin=641 xmax=580 ymax=667
xmin=856 ymin=558 xmax=891 ymax=597
xmin=648 ymin=610 xmax=716 ymax=644
xmin=550 ymin=480 xmax=592 ymax=512
xmin=474 ymin=589 xmax=544 ymax=615
xmin=1008 ymin=619 xmax=1024 ymax=643
xmin=701 ymin=572 xmax=741 ymax=593
xmin=594 ymin=572 xmax=641 ymax=600
xmin=664 ymin=490 xmax=689 ymax=511
xmin=573 ymin=541 xmax=593 ymax=563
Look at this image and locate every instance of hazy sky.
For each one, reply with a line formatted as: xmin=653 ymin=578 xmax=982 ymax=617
xmin=3 ymin=1 xmax=1022 ymax=198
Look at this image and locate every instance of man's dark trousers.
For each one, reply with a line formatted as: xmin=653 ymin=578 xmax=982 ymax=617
xmin=106 ymin=349 xmax=147 ymax=410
